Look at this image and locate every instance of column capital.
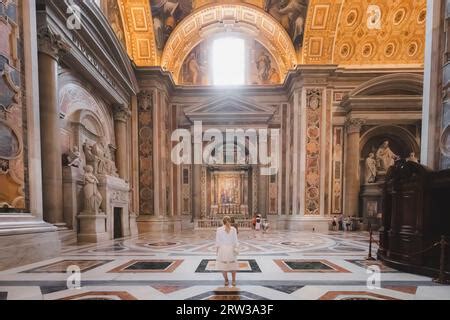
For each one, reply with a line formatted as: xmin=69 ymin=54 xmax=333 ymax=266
xmin=345 ymin=118 xmax=366 ymax=134
xmin=137 ymin=90 xmax=153 ymax=112
xmin=37 ymin=26 xmax=70 ymax=61
xmin=113 ymin=104 xmax=131 ymax=123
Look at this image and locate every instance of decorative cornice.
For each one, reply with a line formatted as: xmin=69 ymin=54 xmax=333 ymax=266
xmin=345 ymin=118 xmax=366 ymax=134
xmin=37 ymin=26 xmax=71 ymax=61
xmin=113 ymin=104 xmax=131 ymax=123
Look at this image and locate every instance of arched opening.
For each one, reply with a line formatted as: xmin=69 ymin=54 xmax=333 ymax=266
xmin=160 ymin=3 xmax=297 ymax=84
xmin=212 ymin=37 xmax=246 ymax=86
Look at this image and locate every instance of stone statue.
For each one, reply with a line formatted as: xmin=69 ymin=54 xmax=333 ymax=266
xmin=66 ymin=146 xmax=82 ymax=168
xmin=376 ymin=141 xmax=399 ymax=172
xmin=407 ymin=152 xmax=419 ymax=163
xmin=83 ymin=165 xmax=102 ymax=213
xmin=91 ymin=140 xmax=108 ymax=175
xmin=83 ymin=140 xmax=97 ymax=173
xmin=365 ymin=152 xmax=377 ymax=183
xmin=83 ymin=139 xmax=118 ymax=177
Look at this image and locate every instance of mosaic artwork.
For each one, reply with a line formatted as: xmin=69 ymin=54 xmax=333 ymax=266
xmin=346 ymin=260 xmax=400 ymax=273
xmin=195 ymin=259 xmax=261 ymax=273
xmin=108 ymin=260 xmax=184 ymax=273
xmin=188 ymin=290 xmax=268 ymax=301
xmin=0 ymin=230 xmax=448 ymax=300
xmin=274 ymin=259 xmax=350 ymax=273
xmin=21 ymin=260 xmax=113 ymax=274
xmin=264 ymin=0 xmax=309 ymax=50
xmin=61 ymin=291 xmax=137 ymax=301
xmin=150 ymin=0 xmax=193 ymax=51
xmin=179 ymin=39 xmax=281 ymax=86
xmin=319 ymin=291 xmax=398 ymax=301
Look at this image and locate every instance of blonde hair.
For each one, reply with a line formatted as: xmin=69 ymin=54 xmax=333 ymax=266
xmin=223 ymin=216 xmax=231 ymax=225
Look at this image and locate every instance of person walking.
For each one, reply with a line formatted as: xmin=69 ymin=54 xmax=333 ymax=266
xmin=215 ymin=216 xmax=239 ymax=287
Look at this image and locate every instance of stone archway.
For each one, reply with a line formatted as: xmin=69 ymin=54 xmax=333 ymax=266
xmin=160 ymin=3 xmax=298 ymax=84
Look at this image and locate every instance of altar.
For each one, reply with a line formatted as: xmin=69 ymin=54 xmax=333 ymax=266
xmin=209 ymin=170 xmax=249 ymax=217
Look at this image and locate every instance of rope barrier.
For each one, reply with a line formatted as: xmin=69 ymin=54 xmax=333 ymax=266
xmin=387 ymin=242 xmax=441 ymax=258
xmin=367 ymin=229 xmax=449 ymax=284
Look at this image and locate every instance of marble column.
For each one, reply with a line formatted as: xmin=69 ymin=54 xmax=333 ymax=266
xmin=37 ymin=26 xmax=70 ymax=227
xmin=191 ymin=163 xmax=202 ymax=221
xmin=344 ymin=118 xmax=365 ymax=217
xmin=113 ymin=104 xmax=131 ymax=181
xmin=258 ymin=169 xmax=269 ymax=217
xmin=421 ymin=0 xmax=446 ymax=170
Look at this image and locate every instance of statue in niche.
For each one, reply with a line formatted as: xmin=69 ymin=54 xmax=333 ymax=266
xmin=63 ymin=146 xmax=82 ymax=168
xmin=82 ymin=165 xmax=103 ymax=213
xmin=365 ymin=152 xmax=377 ymax=183
xmin=376 ymin=141 xmax=399 ymax=172
xmin=407 ymin=152 xmax=419 ymax=163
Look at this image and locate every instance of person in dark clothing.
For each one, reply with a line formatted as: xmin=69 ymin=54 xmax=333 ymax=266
xmin=230 ymin=217 xmax=239 ymax=234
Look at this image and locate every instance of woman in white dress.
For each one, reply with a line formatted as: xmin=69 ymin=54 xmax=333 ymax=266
xmin=215 ymin=216 xmax=239 ymax=287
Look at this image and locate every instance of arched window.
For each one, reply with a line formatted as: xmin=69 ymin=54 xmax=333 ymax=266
xmin=212 ymin=37 xmax=245 ymax=86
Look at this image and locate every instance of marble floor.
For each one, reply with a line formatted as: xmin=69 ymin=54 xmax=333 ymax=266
xmin=0 ymin=230 xmax=449 ymax=300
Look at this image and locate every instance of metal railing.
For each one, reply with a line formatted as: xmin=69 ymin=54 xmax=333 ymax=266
xmin=196 ymin=219 xmax=253 ymax=230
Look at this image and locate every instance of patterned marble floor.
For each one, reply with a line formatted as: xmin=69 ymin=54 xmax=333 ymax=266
xmin=1 ymin=230 xmax=449 ymax=300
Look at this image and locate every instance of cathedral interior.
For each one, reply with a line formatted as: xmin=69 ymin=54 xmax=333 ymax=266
xmin=0 ymin=0 xmax=450 ymax=301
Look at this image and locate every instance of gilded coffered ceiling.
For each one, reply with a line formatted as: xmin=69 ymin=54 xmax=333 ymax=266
xmin=302 ymin=0 xmax=426 ymax=65
xmin=113 ymin=0 xmax=426 ymax=82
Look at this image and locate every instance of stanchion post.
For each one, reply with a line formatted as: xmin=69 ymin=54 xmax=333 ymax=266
xmin=439 ymin=236 xmax=446 ymax=284
xmin=366 ymin=223 xmax=376 ymax=261
xmin=433 ymin=235 xmax=449 ymax=284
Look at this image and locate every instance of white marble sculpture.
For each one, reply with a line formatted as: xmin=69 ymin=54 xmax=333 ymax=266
xmin=376 ymin=141 xmax=399 ymax=172
xmin=365 ymin=152 xmax=377 ymax=183
xmin=67 ymin=146 xmax=82 ymax=168
xmin=83 ymin=165 xmax=103 ymax=213
xmin=83 ymin=139 xmax=118 ymax=177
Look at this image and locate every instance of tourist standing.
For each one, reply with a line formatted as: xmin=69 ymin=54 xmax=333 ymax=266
xmin=255 ymin=214 xmax=262 ymax=231
xmin=332 ymin=216 xmax=337 ymax=231
xmin=215 ymin=216 xmax=239 ymax=287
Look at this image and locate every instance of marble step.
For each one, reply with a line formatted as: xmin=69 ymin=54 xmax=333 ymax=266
xmin=58 ymin=229 xmax=77 ymax=246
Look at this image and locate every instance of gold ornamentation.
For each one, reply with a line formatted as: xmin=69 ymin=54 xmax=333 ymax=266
xmin=160 ymin=3 xmax=297 ymax=84
xmin=302 ymin=0 xmax=426 ymax=66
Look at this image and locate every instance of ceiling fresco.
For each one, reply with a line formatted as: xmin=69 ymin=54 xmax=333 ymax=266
xmin=113 ymin=0 xmax=426 ymax=83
